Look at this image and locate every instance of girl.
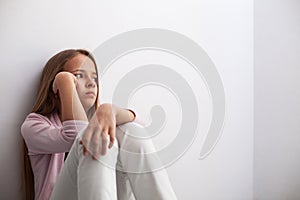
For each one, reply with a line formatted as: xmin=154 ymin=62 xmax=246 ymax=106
xmin=21 ymin=49 xmax=177 ymax=200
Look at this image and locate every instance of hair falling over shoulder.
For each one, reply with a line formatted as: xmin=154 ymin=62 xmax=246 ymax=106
xmin=21 ymin=49 xmax=99 ymax=200
xmin=21 ymin=140 xmax=34 ymax=200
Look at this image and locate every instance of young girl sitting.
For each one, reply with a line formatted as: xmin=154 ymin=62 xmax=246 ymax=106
xmin=21 ymin=49 xmax=177 ymax=200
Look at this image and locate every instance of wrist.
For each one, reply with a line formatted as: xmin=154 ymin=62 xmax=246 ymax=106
xmin=99 ymin=103 xmax=117 ymax=118
xmin=55 ymin=72 xmax=76 ymax=89
xmin=111 ymin=104 xmax=117 ymax=118
xmin=56 ymin=71 xmax=74 ymax=80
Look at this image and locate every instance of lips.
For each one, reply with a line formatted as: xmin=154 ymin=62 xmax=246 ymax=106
xmin=85 ymin=91 xmax=96 ymax=97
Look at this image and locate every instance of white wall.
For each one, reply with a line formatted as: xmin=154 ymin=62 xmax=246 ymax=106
xmin=0 ymin=0 xmax=253 ymax=199
xmin=254 ymin=0 xmax=300 ymax=199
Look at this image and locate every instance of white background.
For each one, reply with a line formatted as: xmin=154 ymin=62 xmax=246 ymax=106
xmin=0 ymin=0 xmax=257 ymax=199
xmin=254 ymin=0 xmax=300 ymax=199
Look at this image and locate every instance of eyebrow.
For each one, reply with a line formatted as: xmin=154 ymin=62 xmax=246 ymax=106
xmin=71 ymin=69 xmax=97 ymax=75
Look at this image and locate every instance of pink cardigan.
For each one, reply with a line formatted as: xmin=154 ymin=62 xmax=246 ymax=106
xmin=21 ymin=112 xmax=89 ymax=200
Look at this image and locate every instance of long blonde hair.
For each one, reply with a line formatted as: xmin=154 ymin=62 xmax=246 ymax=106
xmin=21 ymin=49 xmax=99 ymax=200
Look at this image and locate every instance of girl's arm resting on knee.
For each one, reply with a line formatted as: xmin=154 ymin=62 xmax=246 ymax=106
xmin=95 ymin=104 xmax=135 ymax=125
xmin=113 ymin=105 xmax=145 ymax=126
xmin=113 ymin=104 xmax=136 ymax=125
xmin=80 ymin=104 xmax=136 ymax=158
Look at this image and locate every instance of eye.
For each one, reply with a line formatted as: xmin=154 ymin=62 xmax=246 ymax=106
xmin=92 ymin=77 xmax=98 ymax=82
xmin=74 ymin=73 xmax=83 ymax=78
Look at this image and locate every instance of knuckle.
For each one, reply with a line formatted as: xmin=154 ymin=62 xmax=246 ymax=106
xmin=82 ymin=137 xmax=89 ymax=145
xmin=102 ymin=137 xmax=108 ymax=143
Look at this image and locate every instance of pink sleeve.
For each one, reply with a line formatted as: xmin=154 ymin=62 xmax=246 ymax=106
xmin=21 ymin=113 xmax=88 ymax=154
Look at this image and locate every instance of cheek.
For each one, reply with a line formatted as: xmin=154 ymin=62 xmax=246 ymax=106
xmin=75 ymin=81 xmax=85 ymax=94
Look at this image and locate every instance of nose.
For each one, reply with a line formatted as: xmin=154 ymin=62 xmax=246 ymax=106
xmin=86 ymin=77 xmax=96 ymax=88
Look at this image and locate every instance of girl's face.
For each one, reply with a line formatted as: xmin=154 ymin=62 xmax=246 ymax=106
xmin=63 ymin=54 xmax=98 ymax=112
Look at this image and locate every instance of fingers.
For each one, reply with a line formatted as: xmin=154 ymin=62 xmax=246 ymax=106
xmin=79 ymin=140 xmax=89 ymax=157
xmin=101 ymin=129 xmax=109 ymax=156
xmin=108 ymin=125 xmax=116 ymax=149
xmin=91 ymin=125 xmax=101 ymax=159
xmin=80 ymin=112 xmax=116 ymax=159
xmin=81 ymin=125 xmax=93 ymax=156
xmin=83 ymin=146 xmax=88 ymax=157
xmin=81 ymin=124 xmax=110 ymax=159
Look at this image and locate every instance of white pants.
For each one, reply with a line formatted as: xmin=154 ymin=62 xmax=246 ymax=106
xmin=50 ymin=122 xmax=177 ymax=200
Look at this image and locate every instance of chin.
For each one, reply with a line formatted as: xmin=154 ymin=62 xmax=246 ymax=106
xmin=83 ymin=103 xmax=95 ymax=111
xmin=85 ymin=105 xmax=94 ymax=110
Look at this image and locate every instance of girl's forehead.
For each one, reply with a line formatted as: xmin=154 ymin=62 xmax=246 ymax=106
xmin=64 ymin=54 xmax=96 ymax=72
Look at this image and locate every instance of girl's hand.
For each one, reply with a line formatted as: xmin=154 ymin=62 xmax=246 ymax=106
xmin=80 ymin=103 xmax=117 ymax=159
xmin=52 ymin=72 xmax=77 ymax=95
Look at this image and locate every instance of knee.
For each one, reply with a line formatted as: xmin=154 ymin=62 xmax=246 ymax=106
xmin=116 ymin=122 xmax=156 ymax=153
xmin=117 ymin=122 xmax=147 ymax=138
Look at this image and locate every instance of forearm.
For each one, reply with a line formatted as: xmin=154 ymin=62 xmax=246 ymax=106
xmin=60 ymin=85 xmax=88 ymax=122
xmin=112 ymin=105 xmax=135 ymax=125
xmin=55 ymin=73 xmax=88 ymax=122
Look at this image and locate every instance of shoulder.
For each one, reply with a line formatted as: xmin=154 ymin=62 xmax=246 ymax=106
xmin=26 ymin=112 xmax=51 ymax=119
xmin=21 ymin=112 xmax=58 ymax=135
xmin=23 ymin=112 xmax=54 ymax=125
